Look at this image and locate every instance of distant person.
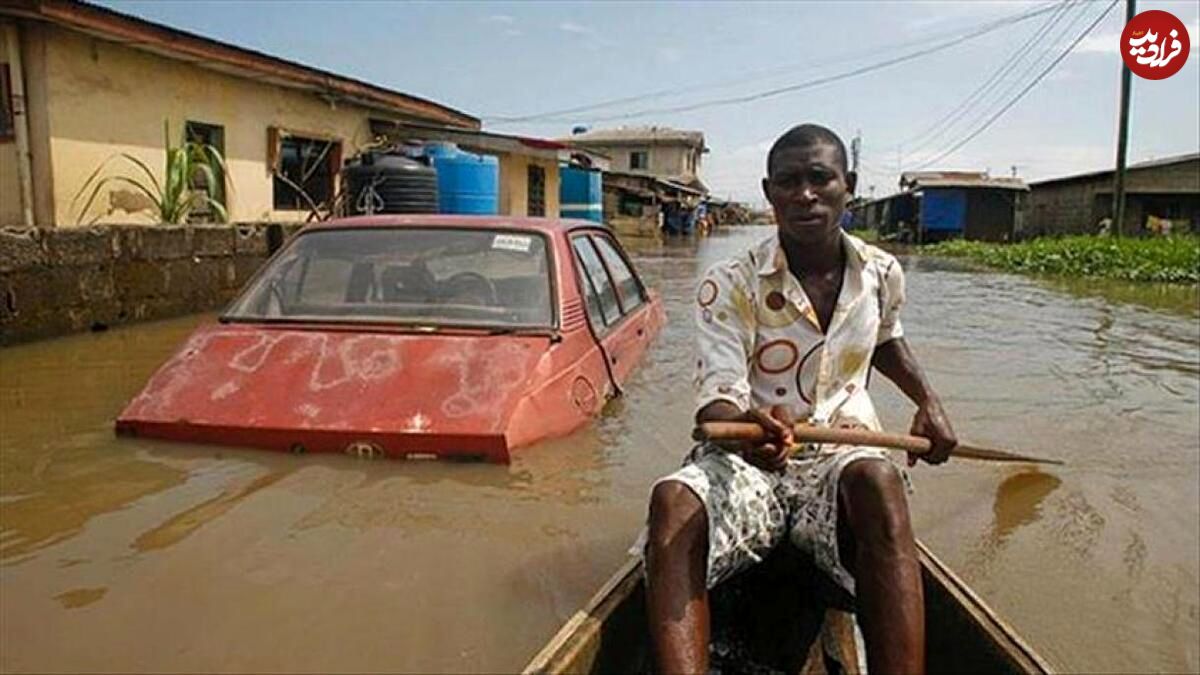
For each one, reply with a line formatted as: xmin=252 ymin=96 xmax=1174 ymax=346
xmin=642 ymin=124 xmax=957 ymax=674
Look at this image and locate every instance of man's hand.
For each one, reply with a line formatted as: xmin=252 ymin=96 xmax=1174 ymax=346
xmin=908 ymin=396 xmax=957 ymax=466
xmin=739 ymin=406 xmax=794 ymax=473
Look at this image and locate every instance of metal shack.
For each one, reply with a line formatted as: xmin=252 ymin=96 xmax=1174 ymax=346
xmin=1026 ymin=153 xmax=1200 ymax=236
xmin=898 ymin=172 xmax=1029 ymax=242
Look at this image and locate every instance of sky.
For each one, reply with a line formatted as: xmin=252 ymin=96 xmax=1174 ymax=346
xmin=101 ymin=0 xmax=1200 ymax=207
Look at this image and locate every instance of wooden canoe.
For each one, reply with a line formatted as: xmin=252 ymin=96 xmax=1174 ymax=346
xmin=524 ymin=540 xmax=1054 ymax=674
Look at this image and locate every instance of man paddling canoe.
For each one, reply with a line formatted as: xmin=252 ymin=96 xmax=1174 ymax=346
xmin=644 ymin=124 xmax=958 ymax=674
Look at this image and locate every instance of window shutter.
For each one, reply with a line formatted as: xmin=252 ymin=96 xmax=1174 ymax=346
xmin=267 ymin=126 xmax=282 ymax=173
xmin=329 ymin=140 xmax=344 ymax=197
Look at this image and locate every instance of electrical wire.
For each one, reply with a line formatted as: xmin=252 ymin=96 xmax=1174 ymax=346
xmin=897 ymin=0 xmax=1079 ymax=154
xmin=908 ymin=0 xmax=1119 ymax=171
xmin=484 ymin=1 xmax=1063 ymax=125
xmin=904 ymin=0 xmax=1095 ymax=166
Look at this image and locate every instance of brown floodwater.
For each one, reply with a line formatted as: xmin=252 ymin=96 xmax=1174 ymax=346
xmin=1 ymin=227 xmax=1197 ymax=674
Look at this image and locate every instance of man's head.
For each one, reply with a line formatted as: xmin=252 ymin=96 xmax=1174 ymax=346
xmin=761 ymin=124 xmax=856 ymax=245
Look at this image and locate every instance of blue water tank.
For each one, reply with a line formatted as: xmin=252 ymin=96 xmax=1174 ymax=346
xmin=559 ymin=165 xmax=603 ymax=222
xmin=423 ymin=142 xmax=499 ymax=215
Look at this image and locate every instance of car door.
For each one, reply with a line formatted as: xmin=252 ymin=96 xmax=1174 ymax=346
xmin=570 ymin=232 xmax=650 ymax=387
xmin=590 ymin=233 xmax=659 ymax=384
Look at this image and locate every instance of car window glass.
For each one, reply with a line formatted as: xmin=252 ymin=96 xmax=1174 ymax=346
xmin=224 ymin=228 xmax=553 ymax=327
xmin=572 ymin=255 xmax=606 ymax=333
xmin=592 ymin=236 xmax=643 ymax=313
xmin=571 ymin=237 xmax=621 ymax=326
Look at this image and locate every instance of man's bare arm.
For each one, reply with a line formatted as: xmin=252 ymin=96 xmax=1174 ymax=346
xmin=872 ymin=338 xmax=958 ymax=464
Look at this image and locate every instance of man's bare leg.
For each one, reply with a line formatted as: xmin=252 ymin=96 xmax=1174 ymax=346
xmin=839 ymin=459 xmax=925 ymax=674
xmin=646 ymin=481 xmax=710 ymax=674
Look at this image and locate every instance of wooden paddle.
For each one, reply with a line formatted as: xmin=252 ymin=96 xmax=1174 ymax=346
xmin=693 ymin=422 xmax=1064 ymax=465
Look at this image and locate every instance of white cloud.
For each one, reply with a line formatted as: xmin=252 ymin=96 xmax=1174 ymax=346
xmin=1076 ymin=31 xmax=1121 ymax=54
xmin=484 ymin=14 xmax=515 ymax=24
xmin=904 ymin=1 xmax=1041 ymax=31
xmin=559 ymin=21 xmax=593 ymax=35
xmin=505 ymin=28 xmax=523 ymax=37
xmin=558 ymin=20 xmax=613 ymax=49
xmin=1078 ymin=23 xmax=1197 ymax=56
xmin=657 ymin=47 xmax=683 ymax=63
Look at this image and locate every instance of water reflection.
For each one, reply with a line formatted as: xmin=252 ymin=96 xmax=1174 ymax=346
xmin=0 ymin=227 xmax=1196 ymax=674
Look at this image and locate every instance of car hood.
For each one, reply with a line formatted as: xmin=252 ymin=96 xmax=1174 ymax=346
xmin=116 ymin=322 xmax=552 ymax=461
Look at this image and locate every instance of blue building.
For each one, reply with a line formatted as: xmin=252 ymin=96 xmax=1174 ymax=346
xmin=899 ymin=172 xmax=1028 ymax=242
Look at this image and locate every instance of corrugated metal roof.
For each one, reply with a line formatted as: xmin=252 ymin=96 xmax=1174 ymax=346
xmin=1028 ymin=152 xmax=1200 ymax=187
xmin=561 ymin=126 xmax=706 ymax=148
xmin=3 ymin=0 xmax=479 ymax=128
xmin=900 ymin=171 xmax=1028 ymax=191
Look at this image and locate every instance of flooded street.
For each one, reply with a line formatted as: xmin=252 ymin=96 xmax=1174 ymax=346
xmin=2 ymin=226 xmax=1198 ymax=674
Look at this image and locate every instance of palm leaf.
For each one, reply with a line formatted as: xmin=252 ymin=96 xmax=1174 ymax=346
xmin=73 ymin=174 xmax=162 ymax=224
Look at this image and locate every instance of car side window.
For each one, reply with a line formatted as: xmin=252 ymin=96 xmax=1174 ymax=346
xmin=572 ymin=236 xmax=621 ymax=326
xmin=572 ymin=254 xmax=605 ymax=332
xmin=591 ymin=235 xmax=643 ymax=313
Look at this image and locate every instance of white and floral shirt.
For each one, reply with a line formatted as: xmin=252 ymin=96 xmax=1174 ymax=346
xmin=693 ymin=232 xmax=905 ymax=431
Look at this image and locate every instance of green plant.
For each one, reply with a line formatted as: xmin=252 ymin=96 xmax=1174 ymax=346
xmin=927 ymin=235 xmax=1200 ymax=283
xmin=72 ymin=121 xmax=229 ymax=224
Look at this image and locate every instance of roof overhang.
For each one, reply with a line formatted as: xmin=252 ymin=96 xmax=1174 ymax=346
xmin=913 ymin=181 xmax=1030 ymax=192
xmin=0 ymin=0 xmax=479 ymax=129
xmin=371 ymin=121 xmax=570 ymax=161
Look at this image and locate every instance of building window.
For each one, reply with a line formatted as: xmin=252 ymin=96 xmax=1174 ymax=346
xmin=528 ymin=164 xmax=546 ymax=217
xmin=270 ymin=127 xmax=342 ymax=212
xmin=0 ymin=64 xmax=13 ymax=142
xmin=185 ymin=121 xmax=225 ymax=221
xmin=630 ymin=150 xmax=648 ymax=171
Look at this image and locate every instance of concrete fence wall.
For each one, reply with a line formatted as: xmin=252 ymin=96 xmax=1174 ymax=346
xmin=0 ymin=223 xmax=305 ymax=346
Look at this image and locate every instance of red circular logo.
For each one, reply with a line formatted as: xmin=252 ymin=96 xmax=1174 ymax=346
xmin=1121 ymin=10 xmax=1190 ymax=80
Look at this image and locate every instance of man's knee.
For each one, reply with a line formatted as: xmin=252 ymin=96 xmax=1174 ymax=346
xmin=648 ymin=482 xmax=707 ymax=554
xmin=839 ymin=460 xmax=912 ymax=550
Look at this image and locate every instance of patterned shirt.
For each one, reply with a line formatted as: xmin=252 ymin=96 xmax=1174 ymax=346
xmin=694 ymin=231 xmax=905 ymax=431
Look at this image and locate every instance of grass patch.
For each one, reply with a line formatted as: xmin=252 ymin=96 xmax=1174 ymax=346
xmin=925 ymin=235 xmax=1200 ymax=283
xmin=850 ymin=228 xmax=881 ymax=243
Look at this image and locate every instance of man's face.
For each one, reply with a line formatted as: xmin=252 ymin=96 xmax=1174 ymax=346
xmin=761 ymin=142 xmax=856 ymax=245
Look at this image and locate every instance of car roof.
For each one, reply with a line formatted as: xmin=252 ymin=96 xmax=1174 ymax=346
xmin=306 ymin=215 xmax=608 ymax=237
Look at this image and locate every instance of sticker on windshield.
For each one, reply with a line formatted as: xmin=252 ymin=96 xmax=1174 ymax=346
xmin=492 ymin=234 xmax=533 ymax=252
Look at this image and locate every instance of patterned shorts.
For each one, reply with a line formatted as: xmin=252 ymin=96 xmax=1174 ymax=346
xmin=645 ymin=443 xmax=907 ymax=596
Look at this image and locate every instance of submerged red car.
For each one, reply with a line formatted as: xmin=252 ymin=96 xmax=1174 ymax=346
xmin=116 ymin=216 xmax=665 ymax=462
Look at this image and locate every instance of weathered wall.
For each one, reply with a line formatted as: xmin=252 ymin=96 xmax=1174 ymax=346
xmin=40 ymin=24 xmax=384 ymax=226
xmin=0 ymin=222 xmax=301 ymax=346
xmin=497 ymin=153 xmax=560 ymax=218
xmin=576 ymin=142 xmax=699 ymax=179
xmin=1028 ymin=159 xmax=1200 ymax=236
xmin=0 ymin=21 xmax=23 ymax=224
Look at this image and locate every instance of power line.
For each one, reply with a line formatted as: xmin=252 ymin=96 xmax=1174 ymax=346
xmin=485 ymin=2 xmax=1062 ymax=125
xmin=902 ymin=0 xmax=1094 ymax=165
xmin=910 ymin=0 xmax=1119 ymax=171
xmin=898 ymin=0 xmax=1078 ymax=155
xmin=904 ymin=0 xmax=1098 ymax=167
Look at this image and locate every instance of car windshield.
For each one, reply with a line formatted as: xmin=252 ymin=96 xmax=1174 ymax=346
xmin=223 ymin=227 xmax=554 ymax=328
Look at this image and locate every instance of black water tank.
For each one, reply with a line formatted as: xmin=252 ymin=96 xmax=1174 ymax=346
xmin=343 ymin=152 xmax=438 ymax=215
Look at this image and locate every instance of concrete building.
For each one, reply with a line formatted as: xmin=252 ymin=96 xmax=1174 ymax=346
xmin=1026 ymin=153 xmax=1200 ymax=236
xmin=560 ymin=126 xmax=708 ymax=193
xmin=0 ymin=0 xmax=477 ymax=227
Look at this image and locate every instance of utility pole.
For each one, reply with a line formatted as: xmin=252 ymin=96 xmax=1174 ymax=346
xmin=851 ymin=130 xmax=862 ymax=174
xmin=1112 ymin=0 xmax=1136 ymax=237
